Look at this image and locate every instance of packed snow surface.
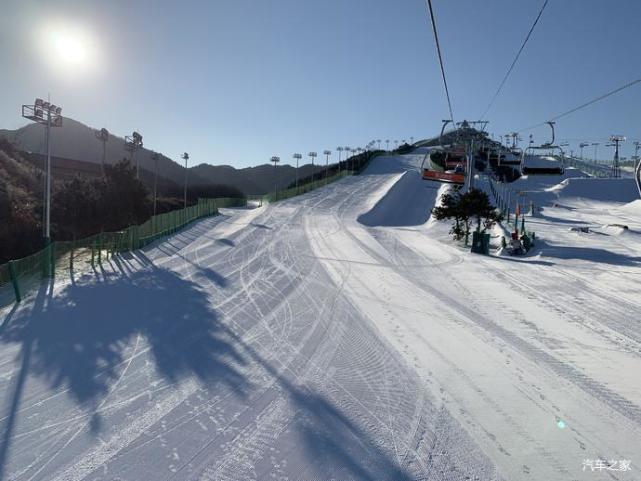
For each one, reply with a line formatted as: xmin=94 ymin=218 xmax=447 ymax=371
xmin=1 ymin=153 xmax=640 ymax=480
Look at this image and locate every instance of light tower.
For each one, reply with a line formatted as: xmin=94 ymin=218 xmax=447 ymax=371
xmin=95 ymin=128 xmax=109 ymax=176
xmin=377 ymin=139 xmax=381 ymax=149
xmin=152 ymin=152 xmax=159 ymax=215
xmin=125 ymin=131 xmax=144 ymax=178
xmin=323 ymin=150 xmax=332 ymax=180
xmin=308 ymin=151 xmax=318 ymax=183
xmin=293 ymin=153 xmax=302 ymax=191
xmin=271 ymin=156 xmax=281 ymax=195
xmin=181 ymin=152 xmax=189 ymax=208
xmin=385 ymin=139 xmax=390 ymax=151
xmin=344 ymin=147 xmax=351 ymax=171
xmin=22 ymin=98 xmax=63 ymax=243
xmin=336 ymin=147 xmax=343 ymax=174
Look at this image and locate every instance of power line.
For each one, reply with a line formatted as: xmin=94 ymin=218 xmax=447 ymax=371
xmin=425 ymin=0 xmax=455 ymax=124
xmin=518 ymin=75 xmax=641 ymax=132
xmin=480 ymin=0 xmax=550 ymax=120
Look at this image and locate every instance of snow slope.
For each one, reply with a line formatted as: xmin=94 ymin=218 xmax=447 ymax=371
xmin=1 ymin=153 xmax=640 ymax=480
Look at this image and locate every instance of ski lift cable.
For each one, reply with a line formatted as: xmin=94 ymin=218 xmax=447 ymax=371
xmin=480 ymin=0 xmax=550 ymax=120
xmin=518 ymin=75 xmax=641 ymax=133
xmin=425 ymin=0 xmax=455 ymax=124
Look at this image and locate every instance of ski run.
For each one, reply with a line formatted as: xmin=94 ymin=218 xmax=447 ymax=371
xmin=1 ymin=152 xmax=640 ymax=481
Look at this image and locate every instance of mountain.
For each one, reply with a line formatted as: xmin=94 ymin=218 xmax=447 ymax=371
xmin=0 ymin=119 xmax=324 ymax=195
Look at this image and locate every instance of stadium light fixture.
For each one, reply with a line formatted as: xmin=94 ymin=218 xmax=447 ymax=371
xmin=21 ymin=97 xmax=63 ymax=243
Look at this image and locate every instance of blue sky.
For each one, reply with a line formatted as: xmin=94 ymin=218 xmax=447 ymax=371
xmin=1 ymin=0 xmax=640 ymax=167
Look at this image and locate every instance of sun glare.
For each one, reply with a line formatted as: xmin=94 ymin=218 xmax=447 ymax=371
xmin=40 ymin=23 xmax=100 ymax=75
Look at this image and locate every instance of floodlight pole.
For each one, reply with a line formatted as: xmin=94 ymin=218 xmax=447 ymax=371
xmin=96 ymin=128 xmax=109 ymax=176
xmin=385 ymin=140 xmax=390 ymax=151
xmin=182 ymin=152 xmax=189 ymax=208
xmin=609 ymin=136 xmax=625 ymax=178
xmin=22 ymin=98 xmax=62 ymax=244
xmin=344 ymin=147 xmax=351 ymax=171
xmin=152 ymin=152 xmax=159 ymax=215
xmin=271 ymin=156 xmax=280 ymax=196
xmin=336 ymin=147 xmax=343 ymax=174
xmin=45 ymin=111 xmax=52 ymax=242
xmin=591 ymin=142 xmax=600 ymax=164
xmin=323 ymin=150 xmax=331 ymax=180
xmin=293 ymin=153 xmax=302 ymax=191
xmin=308 ymin=152 xmax=317 ymax=182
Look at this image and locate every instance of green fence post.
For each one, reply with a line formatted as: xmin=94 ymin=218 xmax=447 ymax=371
xmin=8 ymin=260 xmax=21 ymax=303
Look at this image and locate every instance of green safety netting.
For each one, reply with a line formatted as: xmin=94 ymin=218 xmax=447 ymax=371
xmin=0 ymin=152 xmax=381 ymax=309
xmin=0 ymin=197 xmax=246 ymax=308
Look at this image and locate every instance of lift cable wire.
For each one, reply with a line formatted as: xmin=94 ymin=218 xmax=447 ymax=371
xmin=480 ymin=0 xmax=550 ymax=120
xmin=518 ymin=75 xmax=641 ymax=133
xmin=425 ymin=0 xmax=455 ymax=124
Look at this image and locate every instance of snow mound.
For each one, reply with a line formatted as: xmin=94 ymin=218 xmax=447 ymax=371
xmin=619 ymin=199 xmax=641 ymax=214
xmin=358 ymin=168 xmax=440 ymax=227
xmin=547 ymin=177 xmax=639 ymax=203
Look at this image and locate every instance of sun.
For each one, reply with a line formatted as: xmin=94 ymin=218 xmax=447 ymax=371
xmin=40 ymin=23 xmax=100 ymax=75
xmin=53 ymin=30 xmax=88 ymax=66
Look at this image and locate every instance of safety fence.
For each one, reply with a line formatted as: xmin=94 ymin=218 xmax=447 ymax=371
xmin=264 ymin=170 xmax=353 ymax=203
xmin=0 ymin=197 xmax=246 ymax=309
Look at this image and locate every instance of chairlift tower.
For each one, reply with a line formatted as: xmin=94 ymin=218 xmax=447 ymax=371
xmin=22 ymin=98 xmax=63 ymax=243
xmin=579 ymin=142 xmax=589 ymax=160
xmin=609 ymin=135 xmax=625 ymax=178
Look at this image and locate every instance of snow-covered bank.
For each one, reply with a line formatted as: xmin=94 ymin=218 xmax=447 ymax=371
xmin=1 ymin=153 xmax=640 ymax=481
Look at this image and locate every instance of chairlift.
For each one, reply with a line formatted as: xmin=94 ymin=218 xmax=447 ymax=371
xmin=420 ymin=145 xmax=466 ymax=185
xmin=520 ymin=122 xmax=564 ymax=175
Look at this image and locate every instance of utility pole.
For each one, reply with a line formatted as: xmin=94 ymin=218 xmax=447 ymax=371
xmin=22 ymin=98 xmax=63 ymax=244
xmin=323 ymin=150 xmax=332 ymax=180
xmin=293 ymin=153 xmax=302 ymax=191
xmin=181 ymin=152 xmax=189 ymax=208
xmin=95 ymin=128 xmax=109 ymax=176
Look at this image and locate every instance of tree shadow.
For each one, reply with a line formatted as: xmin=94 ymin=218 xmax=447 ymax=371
xmin=535 ymin=240 xmax=641 ymax=266
xmin=230 ymin=338 xmax=413 ymax=481
xmin=0 ymin=258 xmax=247 ymax=478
